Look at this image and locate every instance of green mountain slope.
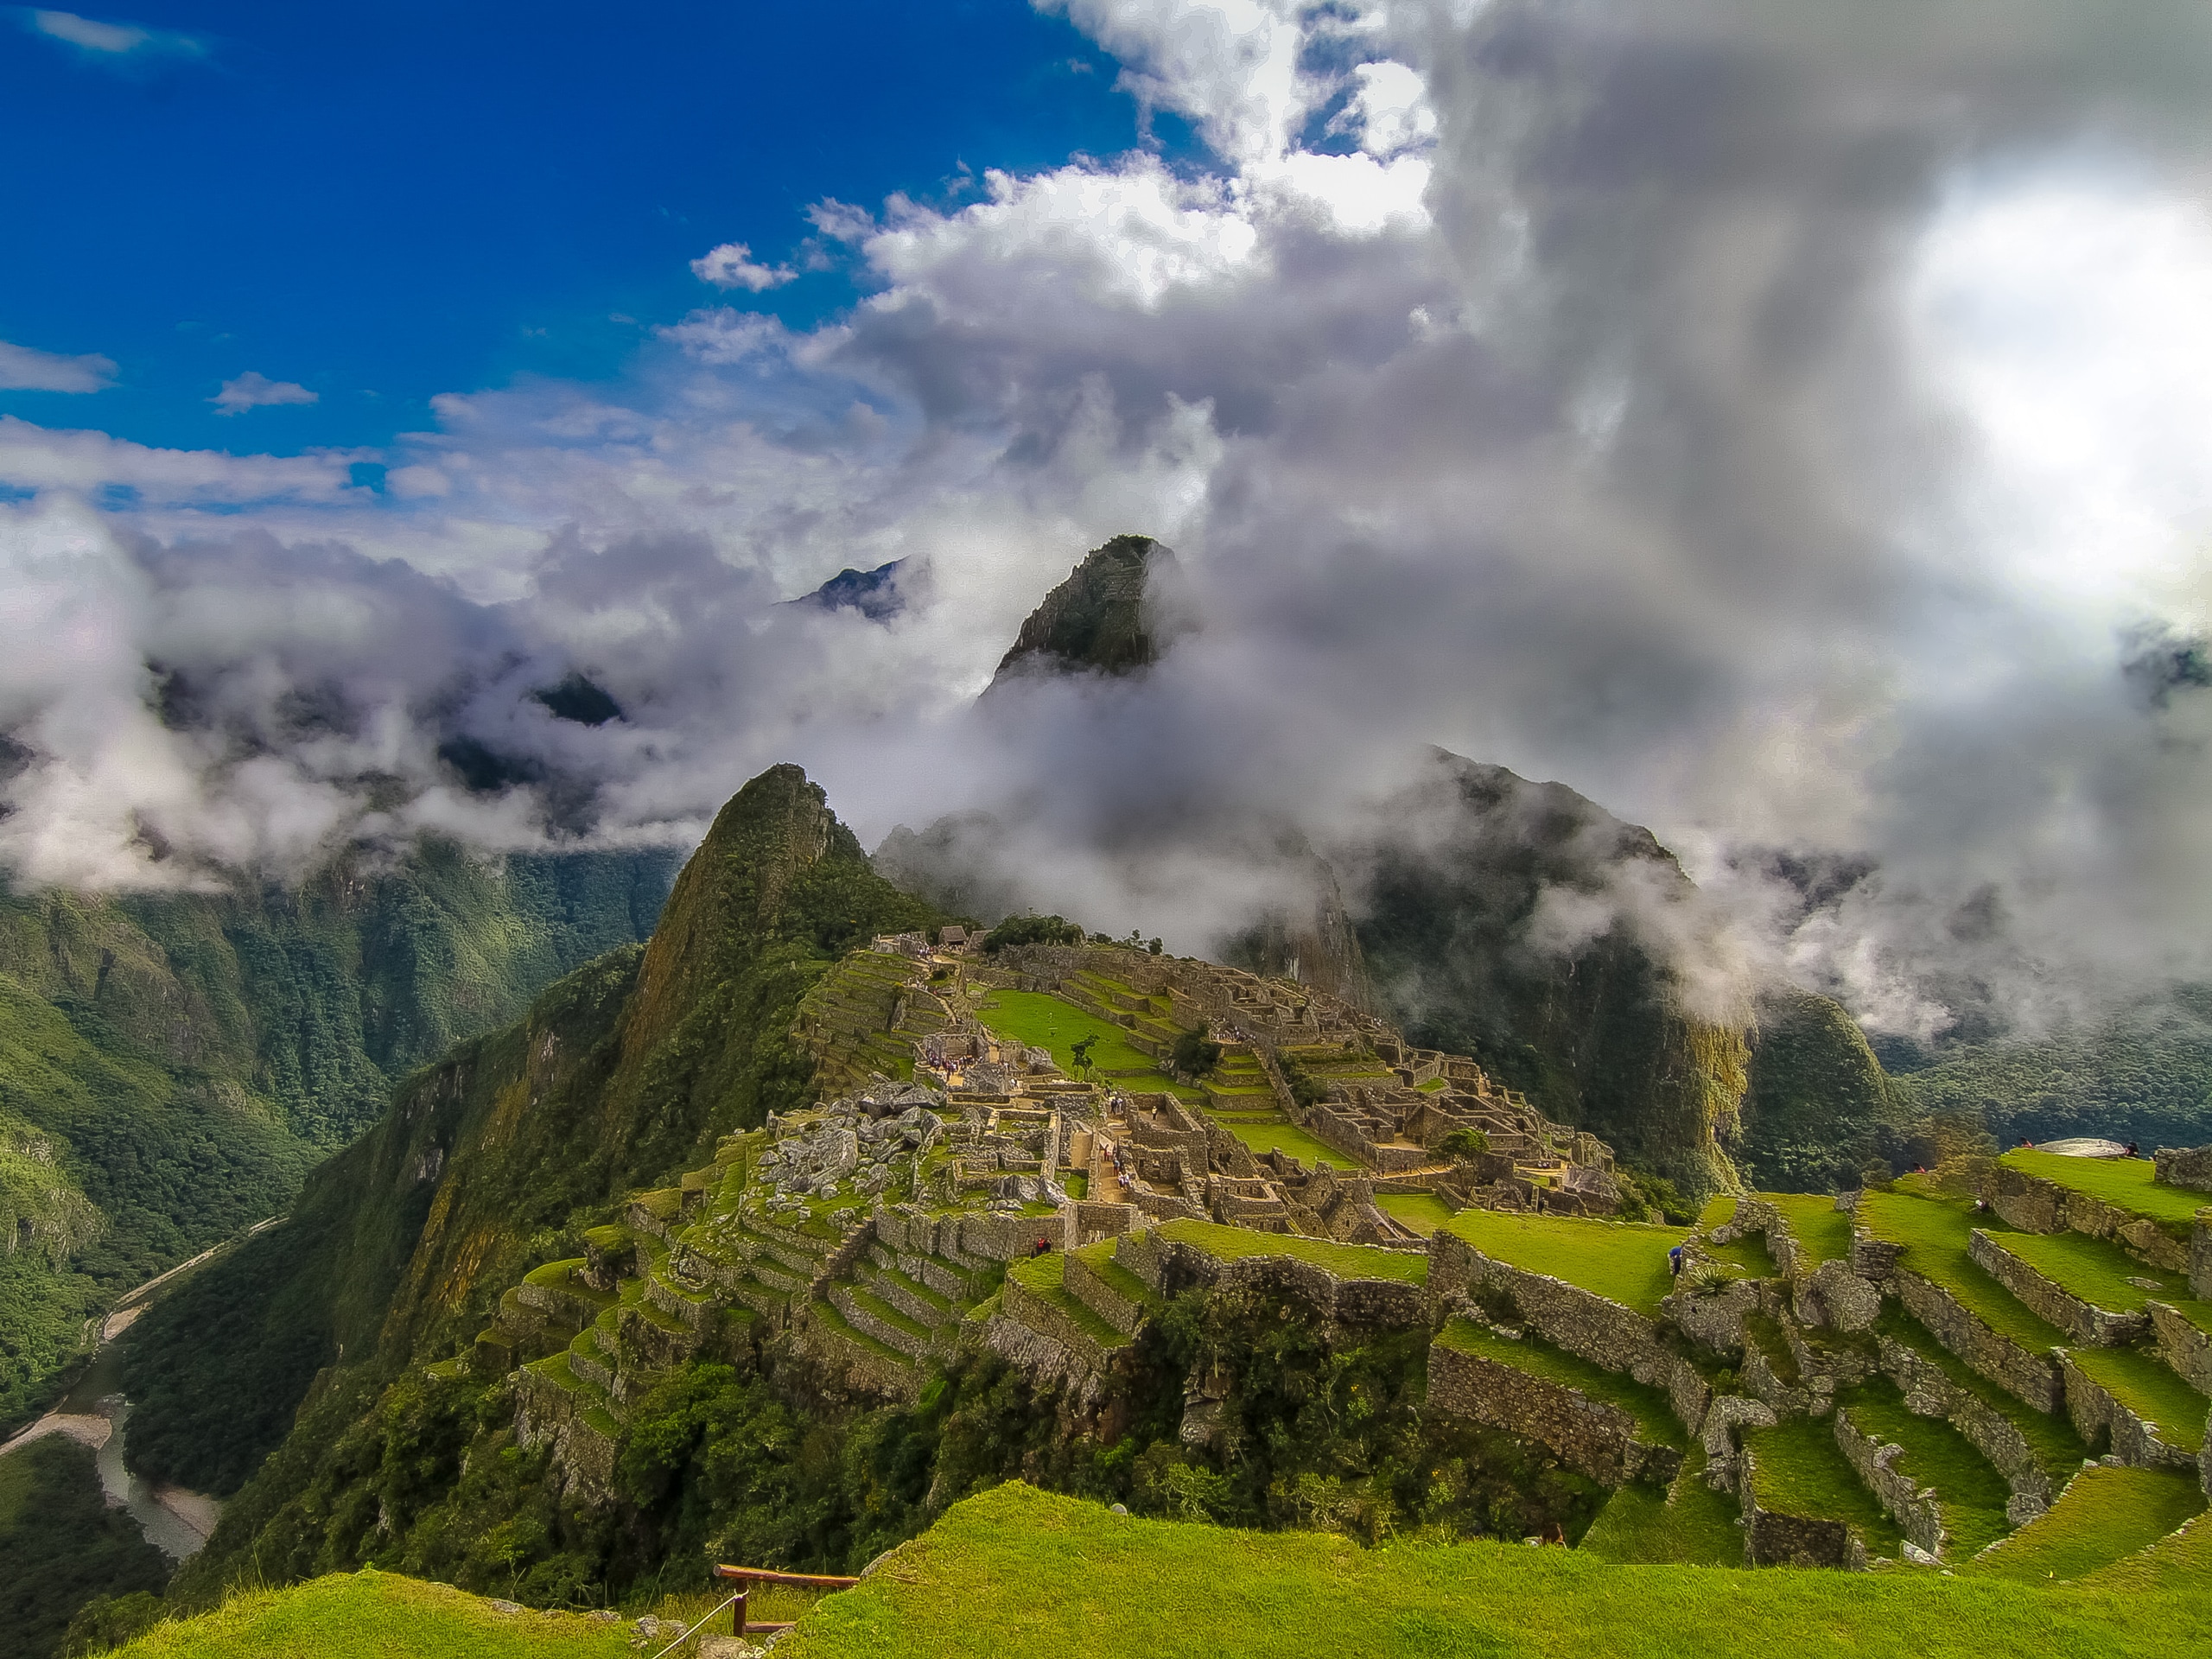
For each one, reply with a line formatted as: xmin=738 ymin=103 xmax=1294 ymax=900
xmin=0 ymin=844 xmax=674 ymax=1430
xmin=1734 ymin=985 xmax=1901 ymax=1191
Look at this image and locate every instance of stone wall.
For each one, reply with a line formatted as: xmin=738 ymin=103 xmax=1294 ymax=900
xmin=1429 ymin=1230 xmax=1709 ymax=1438
xmin=2152 ymin=1145 xmax=2212 ymax=1193
xmin=1833 ymin=1409 xmax=1944 ymax=1556
xmin=1796 ymin=1259 xmax=1883 ymax=1332
xmin=1891 ymin=1271 xmax=2063 ymax=1413
xmin=2148 ymin=1301 xmax=2212 ymax=1395
xmin=1426 ymin=1337 xmax=1681 ymax=1487
xmin=2056 ymin=1352 xmax=2199 ymax=1472
xmin=1878 ymin=1334 xmax=2053 ymax=1525
xmin=1984 ymin=1164 xmax=2191 ymax=1274
xmin=2195 ymin=1217 xmax=2212 ymax=1301
xmin=1967 ymin=1230 xmax=2147 ymax=1346
xmin=1739 ymin=1444 xmax=1866 ymax=1570
xmin=1118 ymin=1229 xmax=1428 ymax=1332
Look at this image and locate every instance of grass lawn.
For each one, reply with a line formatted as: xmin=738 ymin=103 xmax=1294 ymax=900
xmin=1978 ymin=1230 xmax=2192 ymax=1314
xmin=1763 ymin=1192 xmax=1855 ymax=1264
xmin=1578 ymin=1446 xmax=1745 ymax=1566
xmin=1999 ymin=1150 xmax=2209 ymax=1233
xmin=1436 ymin=1317 xmax=1686 ymax=1446
xmin=1844 ymin=1378 xmax=2014 ymax=1558
xmin=1007 ymin=1254 xmax=1131 ymax=1349
xmin=777 ymin=1482 xmax=2212 ymax=1659
xmin=1156 ymin=1218 xmax=1428 ymax=1284
xmin=1859 ymin=1192 xmax=2069 ymax=1352
xmin=1702 ymin=1231 xmax=1777 ymax=1279
xmin=114 ymin=1572 xmax=636 ymax=1658
xmin=1441 ymin=1210 xmax=1688 ymax=1318
xmin=974 ymin=990 xmax=1173 ymax=1086
xmin=1874 ymin=1306 xmax=2089 ymax=1480
xmin=2063 ymin=1346 xmax=2208 ymax=1452
xmin=1376 ymin=1192 xmax=1454 ymax=1236
xmin=1744 ymin=1415 xmax=1905 ymax=1558
xmin=1205 ymin=1112 xmax=1357 ymax=1169
xmin=1971 ymin=1465 xmax=2206 ymax=1582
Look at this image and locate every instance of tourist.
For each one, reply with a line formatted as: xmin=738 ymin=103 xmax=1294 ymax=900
xmin=2126 ymin=1141 xmax=2141 ymax=1158
xmin=1667 ymin=1243 xmax=1685 ymax=1279
xmin=1541 ymin=1522 xmax=1566 ymax=1547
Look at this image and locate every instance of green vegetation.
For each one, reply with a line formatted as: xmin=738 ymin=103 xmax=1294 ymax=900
xmin=111 ymin=1570 xmax=634 ymax=1659
xmin=1579 ymin=1447 xmax=1745 ymax=1566
xmin=1155 ymin=1218 xmax=1427 ymax=1284
xmin=1744 ymin=1415 xmax=1904 ymax=1557
xmin=1857 ymin=1192 xmax=2069 ymax=1352
xmin=1441 ymin=1210 xmax=1686 ymax=1317
xmin=1203 ymin=1115 xmax=1354 ymax=1171
xmin=1738 ymin=985 xmax=1903 ymax=1193
xmin=1701 ymin=1230 xmax=1777 ymax=1279
xmin=1008 ymin=1255 xmax=1130 ymax=1349
xmin=1843 ymin=1379 xmax=2013 ymax=1558
xmin=2063 ymin=1346 xmax=2208 ymax=1453
xmin=1375 ymin=1192 xmax=1452 ymax=1236
xmin=1972 ymin=1465 xmax=2206 ymax=1582
xmin=1436 ymin=1317 xmax=1684 ymax=1447
xmin=1168 ymin=1022 xmax=1223 ymax=1080
xmin=779 ymin=1482 xmax=2212 ymax=1658
xmin=979 ymin=914 xmax=1085 ymax=954
xmin=0 ymin=1435 xmax=170 ymax=1659
xmin=1982 ymin=1230 xmax=2192 ymax=1313
xmin=1437 ymin=1127 xmax=1490 ymax=1158
xmin=1764 ymin=1192 xmax=1854 ymax=1264
xmin=1874 ymin=1306 xmax=2089 ymax=1481
xmin=1998 ymin=1150 xmax=2209 ymax=1233
xmin=973 ymin=992 xmax=1166 ymax=1089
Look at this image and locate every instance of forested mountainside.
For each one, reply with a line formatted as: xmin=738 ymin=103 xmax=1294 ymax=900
xmin=127 ymin=766 xmax=938 ymax=1510
xmin=0 ymin=843 xmax=675 ymax=1430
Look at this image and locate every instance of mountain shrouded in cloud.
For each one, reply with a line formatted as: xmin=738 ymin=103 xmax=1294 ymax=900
xmin=7 ymin=2 xmax=2212 ymax=1056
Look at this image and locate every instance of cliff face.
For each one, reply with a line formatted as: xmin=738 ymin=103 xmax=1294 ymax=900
xmin=985 ymin=534 xmax=1187 ymax=690
xmin=1734 ymin=986 xmax=1899 ymax=1192
xmin=0 ymin=842 xmax=674 ymax=1432
xmin=133 ymin=765 xmax=937 ymax=1510
xmin=1349 ymin=749 xmax=1750 ymax=1199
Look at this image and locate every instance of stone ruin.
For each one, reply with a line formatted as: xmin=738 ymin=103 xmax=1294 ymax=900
xmin=755 ymin=1081 xmax=946 ymax=1225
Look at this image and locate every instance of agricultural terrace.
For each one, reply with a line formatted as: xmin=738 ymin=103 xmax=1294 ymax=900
xmin=1763 ymin=1192 xmax=1855 ymax=1264
xmin=773 ymin=1483 xmax=2212 ymax=1659
xmin=1872 ymin=1307 xmax=2091 ymax=1481
xmin=1970 ymin=1467 xmax=2207 ymax=1583
xmin=1981 ymin=1230 xmax=2196 ymax=1315
xmin=1440 ymin=1210 xmax=1687 ymax=1317
xmin=1843 ymin=1380 xmax=2014 ymax=1558
xmin=1205 ymin=1113 xmax=1357 ymax=1170
xmin=1999 ymin=1149 xmax=2210 ymax=1231
xmin=1578 ymin=1448 xmax=1742 ymax=1566
xmin=1855 ymin=1191 xmax=2069 ymax=1351
xmin=1155 ymin=1218 xmax=1428 ymax=1284
xmin=2063 ymin=1347 xmax=2208 ymax=1453
xmin=1435 ymin=1317 xmax=1684 ymax=1447
xmin=1744 ymin=1415 xmax=1904 ymax=1558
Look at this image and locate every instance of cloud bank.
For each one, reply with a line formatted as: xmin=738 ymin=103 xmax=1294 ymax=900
xmin=9 ymin=0 xmax=2212 ymax=1048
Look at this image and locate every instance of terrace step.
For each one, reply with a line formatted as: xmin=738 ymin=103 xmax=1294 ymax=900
xmin=1968 ymin=1463 xmax=2209 ymax=1580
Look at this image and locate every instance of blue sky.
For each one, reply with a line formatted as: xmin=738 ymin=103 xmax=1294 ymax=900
xmin=0 ymin=1 xmax=1153 ymax=452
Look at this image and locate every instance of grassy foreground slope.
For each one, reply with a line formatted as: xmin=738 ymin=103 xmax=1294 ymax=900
xmin=115 ymin=1484 xmax=2212 ymax=1659
xmin=783 ymin=1484 xmax=2202 ymax=1659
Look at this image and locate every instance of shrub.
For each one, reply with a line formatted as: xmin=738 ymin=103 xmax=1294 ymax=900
xmin=1170 ymin=1023 xmax=1224 ymax=1080
xmin=1439 ymin=1128 xmax=1491 ymax=1159
xmin=980 ymin=914 xmax=1086 ymax=954
xmin=1278 ymin=1055 xmax=1327 ymax=1110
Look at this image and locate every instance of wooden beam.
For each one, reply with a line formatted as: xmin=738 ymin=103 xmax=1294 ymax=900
xmin=712 ymin=1565 xmax=861 ymax=1589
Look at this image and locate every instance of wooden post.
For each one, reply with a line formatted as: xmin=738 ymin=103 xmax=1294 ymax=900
xmin=732 ymin=1585 xmax=747 ymax=1637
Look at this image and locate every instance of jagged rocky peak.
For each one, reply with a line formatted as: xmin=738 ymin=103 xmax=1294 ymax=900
xmin=985 ymin=533 xmax=1192 ymax=690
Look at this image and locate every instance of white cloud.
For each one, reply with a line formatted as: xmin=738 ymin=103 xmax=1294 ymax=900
xmin=0 ymin=416 xmax=357 ymax=505
xmin=24 ymin=8 xmax=206 ymax=62
xmin=212 ymin=372 xmax=318 ymax=415
xmin=0 ymin=337 xmax=117 ymax=393
xmin=690 ymin=241 xmax=797 ymax=291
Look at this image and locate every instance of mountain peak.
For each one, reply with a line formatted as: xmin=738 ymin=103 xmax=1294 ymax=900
xmin=986 ymin=534 xmax=1187 ymax=691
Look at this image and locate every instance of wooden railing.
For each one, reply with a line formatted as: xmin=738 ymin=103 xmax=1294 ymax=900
xmin=712 ymin=1564 xmax=861 ymax=1637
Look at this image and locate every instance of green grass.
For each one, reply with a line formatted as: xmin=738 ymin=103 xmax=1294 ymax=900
xmin=1875 ymin=1306 xmax=2090 ymax=1481
xmin=1977 ymin=1230 xmax=2193 ymax=1315
xmin=1441 ymin=1210 xmax=1688 ymax=1318
xmin=1376 ymin=1192 xmax=1453 ymax=1236
xmin=2063 ymin=1346 xmax=2208 ymax=1452
xmin=1763 ymin=1192 xmax=1854 ymax=1264
xmin=1007 ymin=1254 xmax=1132 ymax=1348
xmin=1205 ymin=1114 xmax=1357 ymax=1170
xmin=2000 ymin=1150 xmax=2209 ymax=1234
xmin=1859 ymin=1192 xmax=2069 ymax=1352
xmin=1743 ymin=1312 xmax=1802 ymax=1385
xmin=1695 ymin=1195 xmax=1739 ymax=1230
xmin=1702 ymin=1232 xmax=1777 ymax=1279
xmin=974 ymin=990 xmax=1176 ymax=1085
xmin=777 ymin=1482 xmax=2212 ymax=1659
xmin=1844 ymin=1378 xmax=2015 ymax=1559
xmin=1155 ymin=1218 xmax=1428 ymax=1285
xmin=1744 ymin=1415 xmax=1905 ymax=1557
xmin=1436 ymin=1317 xmax=1686 ymax=1447
xmin=1578 ymin=1446 xmax=1745 ymax=1566
xmin=113 ymin=1571 xmax=637 ymax=1658
xmin=1971 ymin=1465 xmax=2206 ymax=1582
